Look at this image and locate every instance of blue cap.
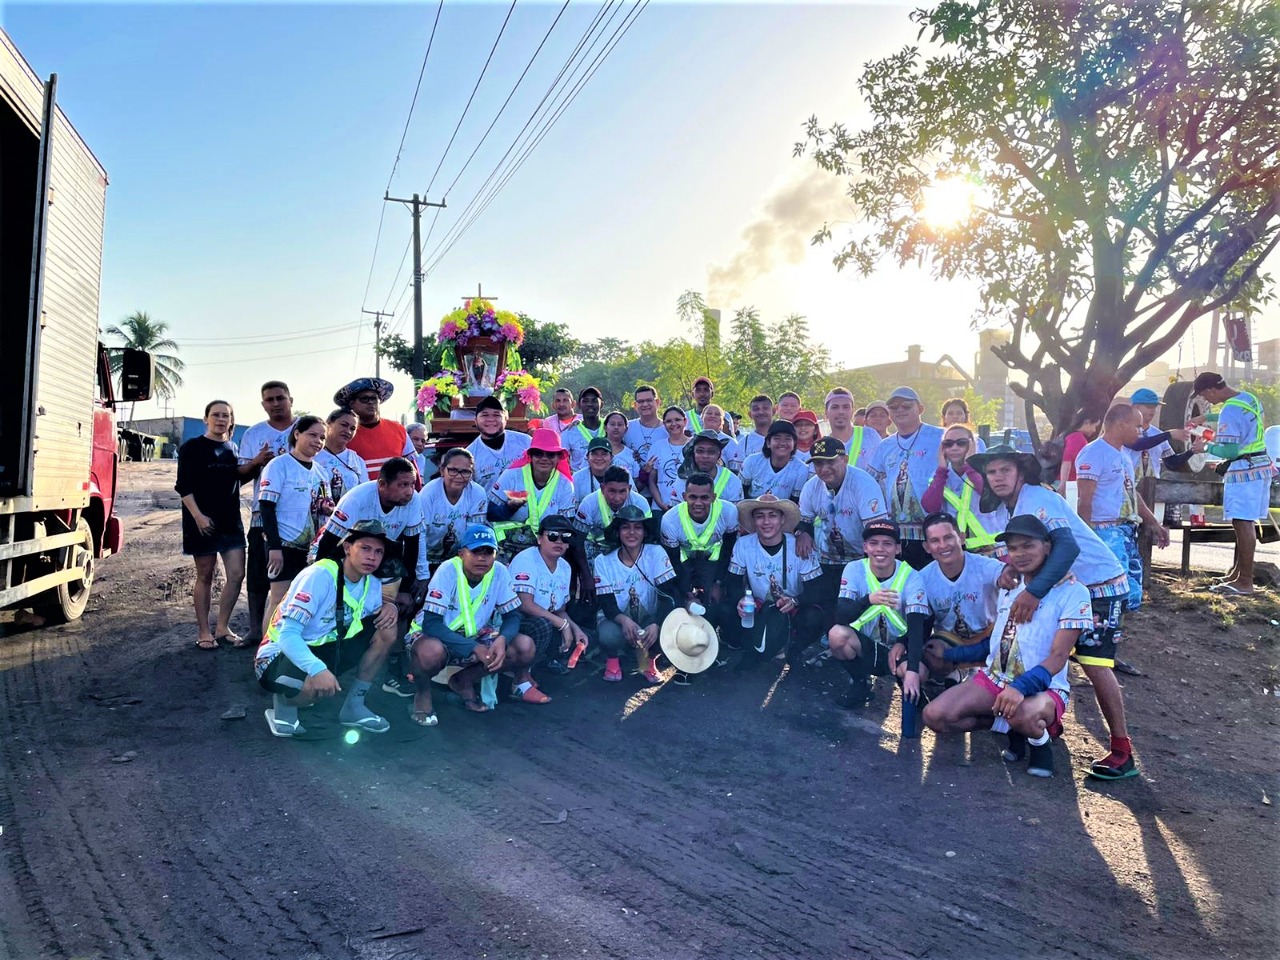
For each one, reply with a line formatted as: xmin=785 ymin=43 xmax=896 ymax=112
xmin=460 ymin=524 xmax=499 ymax=551
xmin=1130 ymin=388 xmax=1162 ymax=406
xmin=887 ymin=386 xmax=920 ymax=403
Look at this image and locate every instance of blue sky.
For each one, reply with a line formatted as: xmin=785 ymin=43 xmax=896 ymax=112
xmin=2 ymin=2 xmax=1261 ymax=423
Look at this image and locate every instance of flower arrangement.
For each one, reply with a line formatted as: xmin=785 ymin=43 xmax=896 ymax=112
xmin=438 ymin=298 xmax=525 ymax=370
xmin=415 ymin=370 xmax=466 ymax=414
xmin=495 ymin=369 xmax=545 ymax=414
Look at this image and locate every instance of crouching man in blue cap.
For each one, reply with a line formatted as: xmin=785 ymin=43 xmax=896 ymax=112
xmin=255 ymin=521 xmax=401 ymax=738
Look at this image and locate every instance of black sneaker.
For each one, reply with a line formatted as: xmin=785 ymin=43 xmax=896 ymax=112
xmin=836 ymin=677 xmax=871 ymax=710
xmin=1113 ymin=657 xmax=1143 ymax=677
xmin=1027 ymin=740 xmax=1055 ymax=778
xmin=381 ymin=676 xmax=414 ymax=698
xmin=1001 ymin=732 xmax=1027 ymax=762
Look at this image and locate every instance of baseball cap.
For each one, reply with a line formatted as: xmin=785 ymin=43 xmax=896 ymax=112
xmin=474 ymin=395 xmax=505 ymax=414
xmin=765 ymin=420 xmax=798 ymax=440
xmin=578 ymin=385 xmax=602 ymax=401
xmin=808 ymin=437 xmax=847 ymax=461
xmin=864 ymin=400 xmax=890 ymax=415
xmin=460 ymin=524 xmax=499 ymax=551
xmin=861 ymin=519 xmax=901 ymax=543
xmin=887 ymin=386 xmax=921 ymax=403
xmin=538 ymin=514 xmax=574 ymax=535
xmin=693 ymin=376 xmax=714 ymax=388
xmin=1129 ymin=388 xmax=1162 ymax=406
xmin=586 ymin=436 xmax=613 ymax=455
xmin=997 ymin=514 xmax=1052 ymax=543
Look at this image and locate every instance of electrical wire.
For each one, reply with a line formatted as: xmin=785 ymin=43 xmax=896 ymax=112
xmin=180 ymin=322 xmax=362 ymax=345
xmin=184 ymin=342 xmax=361 ymax=367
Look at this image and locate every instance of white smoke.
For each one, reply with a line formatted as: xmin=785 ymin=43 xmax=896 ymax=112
xmin=706 ymin=168 xmax=850 ymax=305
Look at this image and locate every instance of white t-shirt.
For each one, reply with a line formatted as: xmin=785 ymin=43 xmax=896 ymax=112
xmin=827 ymin=427 xmax=881 ymax=474
xmin=1076 ymin=437 xmax=1139 ymax=523
xmin=418 ymin=478 xmax=489 ymax=560
xmin=489 ymin=467 xmax=579 ymax=527
xmin=739 ymin=453 xmax=810 ymax=501
xmin=737 ymin=431 xmax=768 ymax=463
xmin=867 ymin=423 xmax=946 ymax=539
xmin=798 ymin=467 xmax=889 ymax=566
xmin=985 ymin=576 xmax=1093 ymax=695
xmin=669 ymin=466 xmax=744 ymax=504
xmin=660 ymin=501 xmax=741 ymax=554
xmin=258 ymin=561 xmax=383 ymax=670
xmin=729 ymin=533 xmax=822 ymax=602
xmin=238 ymin=420 xmax=295 ymax=525
xmin=509 ymin=546 xmax=573 ymax=613
xmin=561 ymin=422 xmax=606 ymax=472
xmin=920 ymin=554 xmax=1004 ymax=638
xmin=623 ymin=419 xmax=667 ymax=464
xmin=721 ymin=434 xmax=743 ymax=472
xmin=322 ymin=480 xmax=427 ymax=580
xmin=466 ymin=432 xmax=532 ymax=492
xmin=258 ymin=454 xmax=328 ymax=549
xmin=648 ymin=437 xmax=688 ymax=507
xmin=1125 ymin=425 xmax=1172 ymax=482
xmin=314 ymin=447 xmax=369 ymax=504
xmin=991 ymin=485 xmax=1126 ymax=596
xmin=574 ymin=489 xmax=652 ymax=536
xmin=593 ymin=545 xmax=676 ymax=622
xmin=838 ymin=558 xmax=930 ymax=642
xmin=419 ymin=558 xmax=521 ymax=637
xmin=573 ymin=466 xmax=637 ymax=499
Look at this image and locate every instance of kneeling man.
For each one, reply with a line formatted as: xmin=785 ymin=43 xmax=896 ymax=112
xmin=923 ymin=515 xmax=1093 ymax=778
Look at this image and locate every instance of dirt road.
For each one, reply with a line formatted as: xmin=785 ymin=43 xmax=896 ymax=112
xmin=1 ymin=462 xmax=1277 ymax=960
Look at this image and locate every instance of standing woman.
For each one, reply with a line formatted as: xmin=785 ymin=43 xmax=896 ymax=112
xmin=604 ymin=411 xmax=640 ymax=483
xmin=650 ymin=407 xmax=689 ymax=510
xmin=793 ymin=410 xmax=821 ymax=463
xmin=941 ymin=398 xmax=986 ymax=452
xmin=313 ymin=407 xmax=367 ymax=505
xmin=1059 ymin=412 xmax=1103 ymax=486
xmin=259 ymin=415 xmax=332 ymax=625
xmin=176 ymin=400 xmax=248 ymax=650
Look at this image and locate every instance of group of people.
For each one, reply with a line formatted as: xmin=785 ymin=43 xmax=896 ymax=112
xmin=174 ymin=369 xmax=1275 ymax=781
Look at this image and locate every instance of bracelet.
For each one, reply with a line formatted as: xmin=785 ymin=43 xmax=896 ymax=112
xmin=558 ymin=618 xmax=569 ymax=631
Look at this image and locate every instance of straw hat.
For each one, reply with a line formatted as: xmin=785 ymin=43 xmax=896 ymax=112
xmin=738 ymin=494 xmax=801 ymax=534
xmin=659 ymin=608 xmax=719 ymax=674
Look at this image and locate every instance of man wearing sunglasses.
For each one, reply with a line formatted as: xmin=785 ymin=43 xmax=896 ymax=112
xmin=508 ymin=516 xmax=592 ymax=702
xmin=335 ymin=377 xmax=414 ymax=482
xmin=866 ymin=386 xmax=945 ymax=570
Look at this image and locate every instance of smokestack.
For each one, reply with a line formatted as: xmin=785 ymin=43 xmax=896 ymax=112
xmin=907 ymin=344 xmax=923 ymax=379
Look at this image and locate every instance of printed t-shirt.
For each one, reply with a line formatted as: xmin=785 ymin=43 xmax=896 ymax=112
xmin=729 ymin=533 xmax=821 ymax=602
xmin=1216 ymin=392 xmax=1274 ymax=483
xmin=419 ymin=559 xmax=521 ymax=638
xmin=739 ymin=453 xmax=810 ymax=501
xmin=256 ymin=561 xmax=383 ymax=669
xmin=828 ymin=427 xmax=881 ymax=474
xmin=509 ymin=546 xmax=573 ymax=612
xmin=467 ymin=432 xmax=532 ymax=492
xmin=737 ymin=431 xmax=767 ymax=464
xmin=985 ymin=576 xmax=1093 ymax=695
xmin=314 ymin=447 xmax=369 ymax=504
xmin=660 ymin=501 xmax=741 ymax=554
xmin=1125 ymin=425 xmax=1172 ymax=482
xmin=562 ymin=422 xmax=606 ymax=472
xmin=346 ymin=418 xmax=414 ymax=481
xmin=238 ymin=420 xmax=294 ymax=526
xmin=593 ymin=546 xmax=675 ymax=622
xmin=920 ymin=554 xmax=1004 ymax=638
xmin=1076 ymin=437 xmax=1139 ymax=523
xmin=258 ymin=454 xmax=329 ymax=548
xmin=649 ymin=437 xmax=689 ymax=507
xmin=867 ymin=423 xmax=945 ymax=540
xmin=798 ymin=467 xmax=888 ymax=566
xmin=668 ymin=466 xmax=744 ymax=504
xmin=837 ymin=558 xmax=929 ymax=643
xmin=623 ymin=419 xmax=666 ymax=464
xmin=418 ymin=478 xmax=489 ymax=561
xmin=489 ymin=467 xmax=579 ymax=530
xmin=322 ymin=479 xmax=427 ymax=580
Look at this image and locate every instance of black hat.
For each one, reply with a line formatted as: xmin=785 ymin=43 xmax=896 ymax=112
xmin=474 ymin=395 xmax=505 ymax=414
xmin=578 ymin=385 xmax=602 ymax=401
xmin=997 ymin=514 xmax=1052 ymax=543
xmin=967 ymin=443 xmax=1042 ymax=486
xmin=861 ymin=519 xmax=900 ymax=543
xmin=1192 ymin=371 xmax=1227 ymax=394
xmin=808 ymin=437 xmax=847 ymax=461
xmin=765 ymin=420 xmax=798 ymax=441
xmin=604 ymin=503 xmax=652 ymax=542
xmin=538 ymin=513 xmax=575 ymax=535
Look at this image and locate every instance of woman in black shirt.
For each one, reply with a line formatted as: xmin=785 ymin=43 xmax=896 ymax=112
xmin=176 ymin=400 xmax=248 ymax=650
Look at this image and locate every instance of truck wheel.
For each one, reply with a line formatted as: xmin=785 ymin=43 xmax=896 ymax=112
xmin=1158 ymin=382 xmax=1210 ymax=453
xmin=44 ymin=518 xmax=95 ymax=624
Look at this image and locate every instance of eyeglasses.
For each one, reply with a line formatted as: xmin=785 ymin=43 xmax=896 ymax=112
xmin=942 ymin=439 xmax=971 ymax=448
xmin=529 ymin=450 xmax=558 ymax=459
xmin=544 ymin=531 xmax=575 ymax=543
xmin=886 ymin=402 xmax=915 ymax=412
xmin=445 ymin=467 xmax=474 ymax=478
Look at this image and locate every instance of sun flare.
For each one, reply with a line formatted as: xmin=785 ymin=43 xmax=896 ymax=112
xmin=921 ymin=177 xmax=981 ymax=229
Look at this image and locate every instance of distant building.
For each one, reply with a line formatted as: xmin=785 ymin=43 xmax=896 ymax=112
xmin=131 ymin=417 xmax=249 ymax=457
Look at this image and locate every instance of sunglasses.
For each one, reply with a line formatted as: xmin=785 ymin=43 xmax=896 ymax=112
xmin=942 ymin=439 xmax=971 ymax=448
xmin=529 ymin=450 xmax=559 ymax=458
xmin=543 ymin=531 xmax=575 ymax=543
xmin=352 ymin=395 xmax=379 ymax=403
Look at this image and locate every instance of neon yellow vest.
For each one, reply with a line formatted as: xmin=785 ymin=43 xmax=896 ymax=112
xmin=1223 ymin=394 xmax=1266 ymax=455
xmin=494 ymin=466 xmax=561 ymax=543
xmin=677 ymin=500 xmax=724 ymax=562
xmin=850 ymin=560 xmax=910 ymax=635
xmin=943 ymin=480 xmax=999 ymax=549
xmin=266 ymin=559 xmax=370 ymax=647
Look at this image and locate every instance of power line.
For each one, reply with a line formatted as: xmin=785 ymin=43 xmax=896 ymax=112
xmin=179 ymin=321 xmax=362 ymax=345
xmin=386 ymin=0 xmax=446 ymax=193
xmin=424 ymin=0 xmax=519 ymax=195
xmin=185 ymin=342 xmax=359 ymax=367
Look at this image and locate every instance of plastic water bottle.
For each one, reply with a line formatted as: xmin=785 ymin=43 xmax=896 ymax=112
xmin=741 ymin=589 xmax=756 ymax=629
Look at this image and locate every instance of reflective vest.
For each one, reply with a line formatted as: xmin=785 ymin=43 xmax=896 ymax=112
xmin=494 ymin=466 xmax=561 ymax=542
xmin=445 ymin=556 xmax=495 ymax=635
xmin=267 ymin=559 xmax=370 ymax=647
xmin=713 ymin=467 xmax=731 ymax=497
xmin=677 ymin=500 xmax=725 ymax=561
xmin=574 ymin=422 xmax=604 ymax=444
xmin=851 ymin=560 xmax=910 ymax=636
xmin=943 ymin=480 xmax=999 ymax=550
xmin=687 ymin=408 xmax=704 ymax=433
xmin=846 ymin=427 xmax=865 ymax=468
xmin=1223 ymin=394 xmax=1267 ymax=455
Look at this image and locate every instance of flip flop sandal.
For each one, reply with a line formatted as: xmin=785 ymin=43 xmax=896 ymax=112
xmin=264 ymin=708 xmax=305 ymax=738
xmin=448 ymin=690 xmax=490 ymax=713
xmin=217 ymin=632 xmax=253 ymax=649
xmin=511 ymin=684 xmax=552 ymax=704
xmin=408 ymin=707 xmax=439 ymax=727
xmin=1208 ymin=583 xmax=1254 ymax=596
xmin=195 ymin=637 xmax=218 ymax=651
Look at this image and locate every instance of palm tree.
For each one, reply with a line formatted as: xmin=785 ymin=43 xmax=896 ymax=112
xmin=105 ymin=310 xmax=185 ymax=422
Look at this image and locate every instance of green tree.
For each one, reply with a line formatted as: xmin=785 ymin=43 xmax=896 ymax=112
xmin=719 ymin=307 xmax=833 ymax=412
xmin=797 ymin=0 xmax=1280 ymax=442
xmin=1241 ymin=380 xmax=1280 ymax=427
xmin=104 ymin=311 xmax=185 ymax=419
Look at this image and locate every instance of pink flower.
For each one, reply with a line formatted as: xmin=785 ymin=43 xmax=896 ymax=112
xmin=440 ymin=320 xmax=461 ymax=339
xmin=517 ymin=385 xmax=542 ymax=410
xmin=500 ymin=322 xmax=523 ymax=344
xmin=416 ymin=384 xmax=438 ymax=412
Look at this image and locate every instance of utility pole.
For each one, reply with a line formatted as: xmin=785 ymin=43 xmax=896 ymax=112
xmin=361 ymin=308 xmax=394 ymax=379
xmin=385 ymin=192 xmax=445 ymax=421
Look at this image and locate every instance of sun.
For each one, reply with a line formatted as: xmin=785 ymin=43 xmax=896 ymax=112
xmin=920 ymin=177 xmax=981 ymax=229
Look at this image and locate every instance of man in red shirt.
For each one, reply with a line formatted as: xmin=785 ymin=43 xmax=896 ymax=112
xmin=335 ymin=378 xmax=415 ymax=481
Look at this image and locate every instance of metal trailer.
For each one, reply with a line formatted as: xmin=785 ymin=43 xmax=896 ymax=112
xmin=0 ymin=29 xmax=151 ymax=622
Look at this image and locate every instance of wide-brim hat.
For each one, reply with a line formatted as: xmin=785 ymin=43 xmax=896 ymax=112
xmin=967 ymin=443 xmax=1042 ymax=486
xmin=604 ymin=503 xmax=652 ymax=542
xmin=687 ymin=429 xmax=730 ymax=451
xmin=334 ymin=377 xmax=394 ymax=407
xmin=738 ymin=494 xmax=801 ymax=534
xmin=528 ymin=427 xmax=567 ymax=455
xmin=659 ymin=608 xmax=719 ymax=674
xmin=340 ymin=519 xmax=396 ymax=550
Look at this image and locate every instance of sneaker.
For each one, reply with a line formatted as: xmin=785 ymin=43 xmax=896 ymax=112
xmin=1113 ymin=657 xmax=1143 ymax=677
xmin=805 ymin=649 xmax=831 ymax=668
xmin=1001 ymin=732 xmax=1027 ymax=763
xmin=603 ymin=664 xmax=624 ymax=682
xmin=1027 ymin=740 xmax=1055 ymax=778
xmin=543 ymin=658 xmax=570 ymax=675
xmin=1088 ymin=750 xmax=1138 ymax=780
xmin=264 ymin=708 xmax=305 ymax=739
xmin=836 ymin=677 xmax=871 ymax=710
xmin=381 ymin=677 xmax=414 ymax=698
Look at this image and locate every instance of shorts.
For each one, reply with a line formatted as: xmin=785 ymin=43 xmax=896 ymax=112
xmin=405 ymin=630 xmax=496 ymax=668
xmin=854 ymin=635 xmax=897 ymax=677
xmin=267 ymin=546 xmax=309 ymax=584
xmin=246 ymin=527 xmax=269 ymax=594
xmin=184 ymin=531 xmax=246 ymax=558
xmin=1071 ymin=596 xmax=1125 ymax=669
xmin=1092 ymin=522 xmax=1143 ymax=610
xmin=1222 ymin=475 xmax=1273 ymax=522
xmin=256 ymin=620 xmax=377 ymax=693
xmin=973 ymin=671 xmax=1069 ymax=726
